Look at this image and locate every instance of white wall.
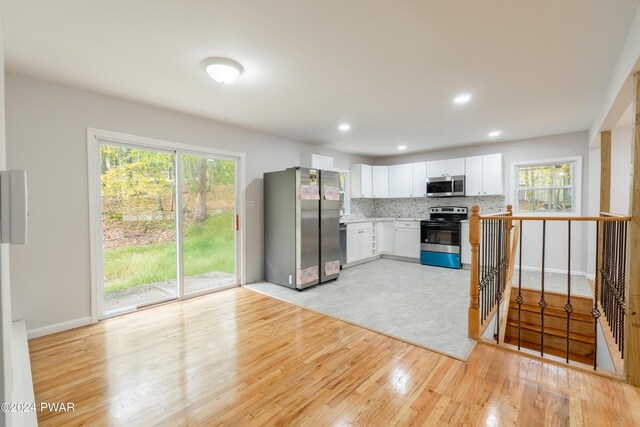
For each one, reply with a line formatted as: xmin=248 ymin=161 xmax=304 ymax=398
xmin=375 ymin=132 xmax=591 ymax=274
xmin=5 ymin=73 xmax=369 ymax=335
xmin=0 ymin=11 xmax=14 ymax=427
xmin=610 ymin=126 xmax=633 ymax=215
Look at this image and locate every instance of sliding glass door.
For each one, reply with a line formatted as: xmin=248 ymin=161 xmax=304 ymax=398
xmin=100 ymin=144 xmax=178 ymax=313
xmin=96 ymin=140 xmax=239 ymax=318
xmin=181 ymin=154 xmax=237 ymax=295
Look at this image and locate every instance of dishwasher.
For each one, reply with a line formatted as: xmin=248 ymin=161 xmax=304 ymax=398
xmin=339 ymin=223 xmax=347 ymax=267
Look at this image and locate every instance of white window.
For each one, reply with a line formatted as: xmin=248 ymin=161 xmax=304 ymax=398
xmin=512 ymin=156 xmax=582 ymax=215
xmin=337 ymin=170 xmax=350 ymax=216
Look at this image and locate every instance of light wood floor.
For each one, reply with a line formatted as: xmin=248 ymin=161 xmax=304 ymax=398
xmin=29 ymin=287 xmax=640 ymax=426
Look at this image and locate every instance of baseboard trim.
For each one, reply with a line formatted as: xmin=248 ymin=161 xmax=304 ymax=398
xmin=343 ymin=254 xmax=420 ymax=269
xmin=12 ymin=320 xmax=37 ymax=426
xmin=27 ymin=316 xmax=93 ymax=339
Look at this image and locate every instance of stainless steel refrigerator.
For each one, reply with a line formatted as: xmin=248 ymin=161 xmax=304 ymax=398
xmin=264 ymin=167 xmax=341 ymax=290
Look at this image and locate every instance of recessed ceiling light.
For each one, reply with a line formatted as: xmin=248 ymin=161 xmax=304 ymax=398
xmin=397 ymin=145 xmax=407 ymax=151
xmin=454 ymin=93 xmax=472 ymax=104
xmin=203 ymin=57 xmax=244 ymax=84
xmin=488 ymin=130 xmax=503 ymax=137
xmin=339 ymin=123 xmax=351 ymax=131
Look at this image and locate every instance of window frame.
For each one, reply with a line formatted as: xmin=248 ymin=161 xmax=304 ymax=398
xmin=510 ymin=156 xmax=582 ymax=217
xmin=333 ymin=167 xmax=351 ymax=216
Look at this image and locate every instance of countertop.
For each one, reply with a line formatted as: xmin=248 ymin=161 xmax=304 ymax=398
xmin=340 ymin=217 xmax=426 ymax=224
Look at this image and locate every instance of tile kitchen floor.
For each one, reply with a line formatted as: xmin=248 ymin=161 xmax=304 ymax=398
xmin=246 ymin=258 xmax=594 ymax=361
xmin=246 ymin=258 xmax=477 ymax=360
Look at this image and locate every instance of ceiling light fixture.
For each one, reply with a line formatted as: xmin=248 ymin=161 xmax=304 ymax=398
xmin=488 ymin=130 xmax=503 ymax=137
xmin=339 ymin=123 xmax=351 ymax=131
xmin=397 ymin=145 xmax=407 ymax=151
xmin=203 ymin=57 xmax=244 ymax=84
xmin=454 ymin=93 xmax=472 ymax=104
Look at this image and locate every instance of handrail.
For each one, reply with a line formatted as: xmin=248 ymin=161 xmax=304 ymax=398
xmin=481 ymin=211 xmax=512 ymax=217
xmin=600 ymin=212 xmax=629 ymax=218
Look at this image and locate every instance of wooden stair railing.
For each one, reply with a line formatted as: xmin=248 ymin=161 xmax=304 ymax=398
xmin=468 ymin=206 xmax=631 ymax=376
xmin=469 ymin=205 xmax=514 ymax=340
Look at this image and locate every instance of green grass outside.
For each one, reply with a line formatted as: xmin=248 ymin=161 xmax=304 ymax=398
xmin=104 ymin=212 xmax=235 ymax=292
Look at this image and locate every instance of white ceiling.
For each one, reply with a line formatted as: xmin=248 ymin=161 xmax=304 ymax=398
xmin=3 ymin=0 xmax=639 ymax=156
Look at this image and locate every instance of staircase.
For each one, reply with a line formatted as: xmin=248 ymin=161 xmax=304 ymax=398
xmin=504 ymin=288 xmax=595 ymax=365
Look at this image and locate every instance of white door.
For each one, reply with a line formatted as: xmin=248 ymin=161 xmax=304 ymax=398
xmin=372 ymin=166 xmax=388 ymax=198
xmin=394 ymin=226 xmax=420 ymax=258
xmin=482 ymin=154 xmax=503 ymax=195
xmin=427 ymin=160 xmax=446 ymax=178
xmin=376 ymin=221 xmax=394 ymax=254
xmin=360 ymin=228 xmax=374 ymax=258
xmin=465 ymin=156 xmax=483 ymax=196
xmin=446 ymin=158 xmax=466 ymax=176
xmin=412 ymin=162 xmax=427 ymax=197
xmin=346 ymin=229 xmax=361 ymax=263
xmin=388 ymin=164 xmax=413 ymax=198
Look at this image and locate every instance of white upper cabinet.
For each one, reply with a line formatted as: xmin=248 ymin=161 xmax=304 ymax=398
xmin=388 ymin=164 xmax=413 ymax=198
xmin=372 ymin=166 xmax=388 ymax=198
xmin=427 ymin=158 xmax=465 ymax=178
xmin=388 ymin=163 xmax=427 ymax=198
xmin=412 ymin=162 xmax=427 ymax=197
xmin=481 ymin=153 xmax=503 ymax=195
xmin=349 ymin=155 xmax=499 ymax=199
xmin=427 ymin=160 xmax=446 ymax=178
xmin=445 ymin=158 xmax=466 ymax=176
xmin=350 ymin=164 xmax=372 ymax=198
xmin=464 ymin=153 xmax=503 ymax=196
xmin=300 ymin=153 xmax=333 ymax=170
xmin=465 ymin=156 xmax=483 ymax=196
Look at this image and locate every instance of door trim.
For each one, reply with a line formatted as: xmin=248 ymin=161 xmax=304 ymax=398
xmin=87 ymin=128 xmax=246 ymax=323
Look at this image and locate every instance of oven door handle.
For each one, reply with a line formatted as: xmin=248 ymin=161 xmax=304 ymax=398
xmin=422 ymin=224 xmax=460 ymax=230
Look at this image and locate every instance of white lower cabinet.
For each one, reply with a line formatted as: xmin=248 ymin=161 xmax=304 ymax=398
xmin=346 ymin=222 xmax=374 ymax=263
xmin=376 ymin=221 xmax=394 ymax=254
xmin=460 ymin=221 xmax=482 ymax=265
xmin=346 ymin=220 xmax=421 ymax=264
xmin=393 ymin=221 xmax=420 ymax=258
xmin=461 ymin=221 xmax=470 ymax=265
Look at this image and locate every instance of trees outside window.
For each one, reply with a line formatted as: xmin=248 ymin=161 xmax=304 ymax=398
xmin=513 ymin=158 xmax=581 ymax=214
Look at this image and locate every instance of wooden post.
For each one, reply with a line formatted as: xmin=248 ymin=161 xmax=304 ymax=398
xmin=598 ymin=131 xmax=612 ymax=292
xmin=625 ymin=72 xmax=640 ymax=386
xmin=600 ymin=131 xmax=612 ymax=213
xmin=468 ymin=205 xmax=481 ymax=339
xmin=505 ymin=204 xmax=513 ymax=270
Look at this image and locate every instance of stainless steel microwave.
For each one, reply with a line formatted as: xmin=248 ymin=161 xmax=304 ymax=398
xmin=426 ymin=175 xmax=465 ymax=197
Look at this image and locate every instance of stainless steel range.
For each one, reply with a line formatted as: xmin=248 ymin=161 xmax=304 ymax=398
xmin=420 ymin=207 xmax=468 ymax=269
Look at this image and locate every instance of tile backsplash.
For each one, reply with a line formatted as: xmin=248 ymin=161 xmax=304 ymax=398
xmin=348 ymin=196 xmax=506 ymax=219
xmin=342 ymin=198 xmax=375 ymax=219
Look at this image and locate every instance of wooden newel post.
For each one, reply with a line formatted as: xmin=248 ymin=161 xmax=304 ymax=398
xmin=468 ymin=205 xmax=481 ymax=339
xmin=625 ymin=71 xmax=640 ymax=386
xmin=505 ymin=204 xmax=513 ymax=270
